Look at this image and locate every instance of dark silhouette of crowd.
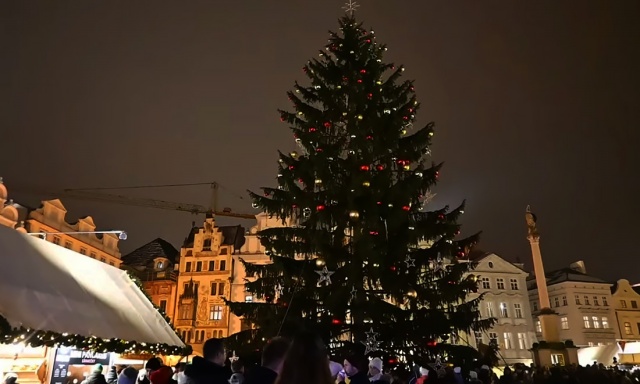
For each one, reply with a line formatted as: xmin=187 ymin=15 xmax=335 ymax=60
xmin=96 ymin=334 xmax=639 ymax=384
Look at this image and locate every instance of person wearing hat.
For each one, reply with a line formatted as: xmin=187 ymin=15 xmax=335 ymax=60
xmin=367 ymin=358 xmax=388 ymax=384
xmin=338 ymin=355 xmax=368 ymax=384
xmin=3 ymin=373 xmax=18 ymax=384
xmin=82 ymin=364 xmax=108 ymax=384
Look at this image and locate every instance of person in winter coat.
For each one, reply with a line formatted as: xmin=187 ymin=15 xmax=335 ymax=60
xmin=273 ymin=331 xmax=333 ymax=384
xmin=468 ymin=371 xmax=482 ymax=384
xmin=149 ymin=366 xmax=174 ymax=384
xmin=243 ymin=337 xmax=290 ymax=384
xmin=338 ymin=355 xmax=368 ymax=384
xmin=367 ymin=358 xmax=388 ymax=384
xmin=118 ymin=367 xmax=139 ymax=384
xmin=184 ymin=338 xmax=230 ymax=384
xmin=83 ymin=364 xmax=108 ymax=384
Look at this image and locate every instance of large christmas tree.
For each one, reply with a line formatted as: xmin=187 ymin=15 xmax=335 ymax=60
xmin=229 ymin=10 xmax=493 ymax=367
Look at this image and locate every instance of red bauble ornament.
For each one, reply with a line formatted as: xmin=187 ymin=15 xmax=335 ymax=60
xmin=292 ymin=204 xmax=297 ymax=209
xmin=377 ymin=201 xmax=382 ymax=205
xmin=369 ymin=231 xmax=379 ymax=235
xmin=316 ymin=148 xmax=323 ymax=153
xmin=316 ymin=204 xmax=326 ymax=211
xmin=390 ymin=266 xmax=397 ymax=272
xmin=366 ymin=39 xmax=371 ymax=43
xmin=288 ymin=165 xmax=295 ymax=170
xmin=435 ymin=171 xmax=440 ymax=179
xmin=387 ymin=358 xmax=398 ymax=365
xmin=342 ymin=76 xmax=349 ymax=82
xmin=402 ymin=205 xmax=410 ymax=211
xmin=324 ymin=122 xmax=331 ymax=128
xmin=438 ymin=214 xmax=445 ymax=220
xmin=366 ymin=135 xmax=373 ymax=140
xmin=280 ymin=117 xmax=286 ymax=122
xmin=331 ymin=318 xmax=342 ymax=325
xmin=360 ymin=165 xmax=370 ymax=171
xmin=376 ymin=164 xmax=384 ymax=171
xmin=309 ymin=127 xmax=317 ymax=132
xmin=360 ymin=69 xmax=367 ymax=74
xmin=357 ymin=79 xmax=363 ymax=83
xmin=403 ymin=116 xmax=409 ymax=121
xmin=427 ymin=340 xmax=438 ymax=347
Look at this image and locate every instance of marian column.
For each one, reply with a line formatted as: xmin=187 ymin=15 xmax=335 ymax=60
xmin=525 ymin=206 xmax=551 ymax=310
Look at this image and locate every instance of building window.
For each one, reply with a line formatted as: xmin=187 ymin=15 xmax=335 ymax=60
xmin=218 ymin=282 xmax=226 ymax=296
xmin=486 ymin=302 xmax=495 ymax=318
xmin=64 ymin=241 xmax=72 ymax=249
xmin=210 ymin=305 xmax=223 ymax=320
xmin=220 ymin=260 xmax=227 ymax=271
xmin=488 ymin=332 xmax=498 ymax=346
xmin=632 ymin=301 xmax=638 ymax=309
xmin=109 ymin=262 xmax=114 ymax=266
xmin=496 ymin=278 xmax=505 ymax=290
xmin=474 ymin=331 xmax=483 ymax=347
xmin=53 ymin=237 xmax=61 ymax=245
xmin=210 ymin=282 xmax=217 ymax=295
xmin=551 ymin=354 xmax=565 ymax=366
xmin=588 ymin=342 xmax=594 ymax=347
xmin=561 ymin=317 xmax=569 ymax=329
xmin=584 ymin=296 xmax=590 ymax=305
xmin=602 ymin=297 xmax=608 ymax=306
xmin=157 ymin=261 xmax=164 ymax=269
xmin=80 ymin=248 xmax=87 ymax=255
xmin=159 ymin=300 xmax=167 ymax=312
xmin=185 ymin=262 xmax=192 ymax=272
xmin=602 ymin=317 xmax=609 ymax=328
xmin=517 ymin=333 xmax=527 ymax=349
xmin=100 ymin=257 xmax=106 ymax=262
xmin=592 ymin=316 xmax=600 ymax=329
xmin=562 ymin=296 xmax=568 ymax=306
xmin=481 ymin=277 xmax=490 ymax=289
xmin=621 ymin=300 xmax=627 ymax=308
xmin=220 ymin=248 xmax=228 ymax=255
xmin=209 ymin=260 xmax=215 ymax=271
xmin=510 ymin=278 xmax=518 ymax=290
xmin=179 ymin=304 xmax=192 ymax=320
xmin=499 ymin=302 xmax=509 ymax=318
xmin=575 ymin=295 xmax=581 ymax=305
xmin=637 ymin=323 xmax=640 ymax=334
xmin=514 ymin=303 xmax=523 ymax=319
xmin=196 ymin=261 xmax=202 ymax=272
xmin=203 ymin=238 xmax=212 ymax=251
xmin=536 ymin=320 xmax=542 ymax=333
xmin=624 ymin=322 xmax=632 ymax=335
xmin=583 ymin=316 xmax=591 ymax=328
xmin=532 ymin=301 xmax=538 ymax=312
xmin=593 ymin=296 xmax=599 ymax=306
xmin=245 ymin=295 xmax=253 ymax=302
xmin=503 ymin=333 xmax=513 ymax=349
xmin=554 ymin=297 xmax=560 ymax=307
xmin=90 ymin=252 xmax=96 ymax=259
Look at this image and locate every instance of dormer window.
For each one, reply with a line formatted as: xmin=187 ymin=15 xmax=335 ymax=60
xmin=203 ymin=238 xmax=212 ymax=251
xmin=157 ymin=261 xmax=164 ymax=270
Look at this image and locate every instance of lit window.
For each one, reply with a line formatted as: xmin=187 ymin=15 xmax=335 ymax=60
xmin=499 ymin=302 xmax=509 ymax=318
xmin=209 ymin=305 xmax=223 ymax=321
xmin=510 ymin=278 xmax=519 ymax=290
xmin=517 ymin=333 xmax=526 ymax=349
xmin=561 ymin=317 xmax=569 ymax=329
xmin=486 ymin=302 xmax=495 ymax=317
xmin=601 ymin=317 xmax=609 ymax=328
xmin=157 ymin=261 xmax=164 ymax=269
xmin=245 ymin=295 xmax=253 ymax=302
xmin=536 ymin=320 xmax=542 ymax=333
xmin=496 ymin=278 xmax=505 ymax=290
xmin=624 ymin=322 xmax=632 ymax=335
xmin=583 ymin=316 xmax=591 ymax=328
xmin=588 ymin=342 xmax=594 ymax=347
xmin=592 ymin=316 xmax=600 ymax=329
xmin=621 ymin=300 xmax=627 ymax=308
xmin=503 ymin=333 xmax=513 ymax=349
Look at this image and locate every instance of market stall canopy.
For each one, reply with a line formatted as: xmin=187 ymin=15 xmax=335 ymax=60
xmin=0 ymin=226 xmax=184 ymax=351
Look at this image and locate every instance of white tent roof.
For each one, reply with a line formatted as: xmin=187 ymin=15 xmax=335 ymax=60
xmin=0 ymin=225 xmax=184 ymax=348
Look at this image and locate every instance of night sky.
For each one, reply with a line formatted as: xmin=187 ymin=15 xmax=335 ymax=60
xmin=1 ymin=1 xmax=638 ymax=282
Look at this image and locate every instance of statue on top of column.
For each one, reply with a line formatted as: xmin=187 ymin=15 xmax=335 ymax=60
xmin=525 ymin=205 xmax=540 ymax=239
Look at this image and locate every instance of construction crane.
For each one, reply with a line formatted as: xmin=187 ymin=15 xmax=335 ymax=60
xmin=26 ymin=182 xmax=256 ymax=220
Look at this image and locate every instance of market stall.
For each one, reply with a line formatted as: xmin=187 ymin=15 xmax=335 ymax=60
xmin=0 ymin=226 xmax=186 ymax=384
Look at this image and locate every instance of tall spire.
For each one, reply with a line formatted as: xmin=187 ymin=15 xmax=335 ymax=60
xmin=342 ymin=0 xmax=360 ymax=16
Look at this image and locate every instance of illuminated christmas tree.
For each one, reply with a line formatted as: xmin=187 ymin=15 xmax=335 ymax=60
xmin=228 ymin=9 xmax=493 ymax=367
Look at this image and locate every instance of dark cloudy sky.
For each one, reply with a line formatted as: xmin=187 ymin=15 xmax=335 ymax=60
xmin=1 ymin=1 xmax=638 ymax=282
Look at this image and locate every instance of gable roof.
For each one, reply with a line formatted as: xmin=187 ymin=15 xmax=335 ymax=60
xmin=122 ymin=238 xmax=179 ymax=267
xmin=182 ymin=224 xmax=246 ymax=252
xmin=464 ymin=250 xmax=527 ymax=274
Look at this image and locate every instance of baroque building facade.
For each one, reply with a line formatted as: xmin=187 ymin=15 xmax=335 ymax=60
xmin=465 ymin=252 xmax=537 ymax=366
xmin=528 ymin=261 xmax=618 ymax=347
xmin=610 ymin=279 xmax=640 ymax=362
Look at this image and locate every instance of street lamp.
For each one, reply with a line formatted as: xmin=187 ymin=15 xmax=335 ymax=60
xmin=27 ymin=230 xmax=128 ymax=240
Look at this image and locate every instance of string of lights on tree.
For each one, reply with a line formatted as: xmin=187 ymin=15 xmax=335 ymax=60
xmin=0 ymin=272 xmax=190 ymax=356
xmin=228 ymin=3 xmax=494 ymax=367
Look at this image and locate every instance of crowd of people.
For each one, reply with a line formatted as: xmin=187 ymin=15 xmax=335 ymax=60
xmin=6 ymin=332 xmax=637 ymax=384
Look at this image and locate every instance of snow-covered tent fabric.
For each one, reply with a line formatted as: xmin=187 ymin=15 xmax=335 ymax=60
xmin=0 ymin=225 xmax=184 ymax=348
